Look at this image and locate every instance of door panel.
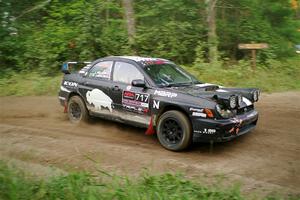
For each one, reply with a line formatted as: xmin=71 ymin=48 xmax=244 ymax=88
xmin=111 ymin=61 xmax=151 ymax=126
xmin=82 ymin=78 xmax=113 ymax=114
xmin=79 ymin=61 xmax=118 ymax=119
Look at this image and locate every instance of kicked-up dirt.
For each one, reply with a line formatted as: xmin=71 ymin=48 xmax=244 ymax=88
xmin=0 ymin=92 xmax=299 ymax=197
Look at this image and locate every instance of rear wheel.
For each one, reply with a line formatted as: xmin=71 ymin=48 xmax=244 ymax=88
xmin=67 ymin=95 xmax=89 ymax=123
xmin=157 ymin=110 xmax=192 ymax=151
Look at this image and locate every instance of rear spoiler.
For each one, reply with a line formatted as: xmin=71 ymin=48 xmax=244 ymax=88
xmin=61 ymin=61 xmax=92 ymax=74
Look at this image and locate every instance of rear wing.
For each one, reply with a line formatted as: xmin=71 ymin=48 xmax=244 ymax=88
xmin=61 ymin=61 xmax=92 ymax=74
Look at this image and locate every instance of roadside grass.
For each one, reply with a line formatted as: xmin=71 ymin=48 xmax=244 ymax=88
xmin=0 ymin=161 xmax=295 ymax=200
xmin=0 ymin=58 xmax=299 ymax=96
xmin=187 ymin=58 xmax=300 ymax=92
xmin=0 ymin=72 xmax=62 ymax=96
xmin=0 ymin=161 xmax=241 ymax=200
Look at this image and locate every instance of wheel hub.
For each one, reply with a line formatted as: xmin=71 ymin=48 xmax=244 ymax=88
xmin=69 ymin=102 xmax=81 ymax=120
xmin=161 ymin=118 xmax=183 ymax=144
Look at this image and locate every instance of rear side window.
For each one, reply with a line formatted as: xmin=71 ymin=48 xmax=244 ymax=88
xmin=88 ymin=61 xmax=113 ymax=79
xmin=113 ymin=62 xmax=144 ymax=84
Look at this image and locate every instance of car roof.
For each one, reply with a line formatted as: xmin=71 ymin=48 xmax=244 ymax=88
xmin=116 ymin=56 xmax=164 ymax=62
xmin=104 ymin=56 xmax=171 ymax=66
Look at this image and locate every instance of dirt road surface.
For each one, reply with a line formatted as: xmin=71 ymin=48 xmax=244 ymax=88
xmin=0 ymin=92 xmax=299 ymax=197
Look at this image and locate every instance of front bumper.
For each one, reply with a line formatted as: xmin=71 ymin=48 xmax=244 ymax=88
xmin=192 ymin=110 xmax=258 ymax=142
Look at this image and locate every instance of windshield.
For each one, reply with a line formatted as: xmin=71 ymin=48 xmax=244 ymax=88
xmin=144 ymin=63 xmax=200 ymax=87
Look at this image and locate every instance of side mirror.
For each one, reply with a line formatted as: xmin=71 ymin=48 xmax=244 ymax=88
xmin=131 ymin=79 xmax=146 ymax=88
xmin=61 ymin=63 xmax=71 ymax=74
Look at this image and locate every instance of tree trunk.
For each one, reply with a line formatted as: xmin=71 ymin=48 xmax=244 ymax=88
xmin=122 ymin=0 xmax=136 ymax=46
xmin=206 ymin=0 xmax=218 ymax=63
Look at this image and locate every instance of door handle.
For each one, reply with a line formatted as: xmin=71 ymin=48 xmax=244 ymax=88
xmin=112 ymin=85 xmax=120 ymax=91
xmin=83 ymin=81 xmax=89 ymax=86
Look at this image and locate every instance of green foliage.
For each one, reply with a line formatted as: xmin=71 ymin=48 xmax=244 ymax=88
xmin=190 ymin=57 xmax=300 ymax=92
xmin=217 ymin=0 xmax=300 ymax=61
xmin=1 ymin=0 xmax=130 ymax=75
xmin=0 ymin=0 xmax=299 ymax=95
xmin=134 ymin=0 xmax=204 ymax=63
xmin=1 ymin=161 xmax=295 ymax=200
xmin=1 ymin=0 xmax=298 ymax=75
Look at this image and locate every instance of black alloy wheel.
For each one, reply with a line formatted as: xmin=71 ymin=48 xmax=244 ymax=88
xmin=161 ymin=118 xmax=183 ymax=145
xmin=67 ymin=95 xmax=89 ymax=123
xmin=157 ymin=110 xmax=192 ymax=151
xmin=69 ymin=101 xmax=82 ymax=120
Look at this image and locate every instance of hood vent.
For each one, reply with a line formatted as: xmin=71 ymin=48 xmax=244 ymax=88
xmin=204 ymin=85 xmax=219 ymax=91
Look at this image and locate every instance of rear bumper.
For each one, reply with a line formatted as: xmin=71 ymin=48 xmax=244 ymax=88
xmin=58 ymin=96 xmax=66 ymax=106
xmin=58 ymin=90 xmax=68 ymax=111
xmin=192 ymin=110 xmax=258 ymax=142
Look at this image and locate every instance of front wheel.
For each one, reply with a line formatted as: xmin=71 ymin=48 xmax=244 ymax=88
xmin=67 ymin=95 xmax=89 ymax=123
xmin=157 ymin=110 xmax=192 ymax=151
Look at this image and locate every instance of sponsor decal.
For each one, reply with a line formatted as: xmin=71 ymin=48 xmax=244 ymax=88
xmin=154 ymin=90 xmax=177 ymax=98
xmin=123 ymin=105 xmax=149 ymax=113
xmin=79 ymin=65 xmax=92 ymax=74
xmin=135 ymin=93 xmax=149 ymax=104
xmin=190 ymin=108 xmax=206 ymax=118
xmin=153 ymin=100 xmax=160 ymax=109
xmin=192 ymin=112 xmax=207 ymax=117
xmin=140 ymin=60 xmax=165 ymax=66
xmin=122 ymin=91 xmax=150 ymax=113
xmin=123 ymin=91 xmax=135 ymax=100
xmin=195 ymin=128 xmax=216 ymax=134
xmin=189 ymin=108 xmax=204 ymax=112
xmin=95 ymin=72 xmax=110 ymax=79
xmin=86 ymin=89 xmax=113 ymax=112
xmin=89 ymin=62 xmax=112 ymax=79
xmin=63 ymin=81 xmax=78 ymax=87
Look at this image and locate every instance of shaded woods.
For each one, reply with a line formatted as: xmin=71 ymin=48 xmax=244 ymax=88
xmin=0 ymin=0 xmax=299 ymax=94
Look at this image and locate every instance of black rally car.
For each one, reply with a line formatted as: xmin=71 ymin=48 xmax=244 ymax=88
xmin=59 ymin=56 xmax=259 ymax=151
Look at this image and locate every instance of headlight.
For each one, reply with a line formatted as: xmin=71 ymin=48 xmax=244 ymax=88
xmin=216 ymin=105 xmax=235 ymax=118
xmin=253 ymin=90 xmax=259 ymax=102
xmin=229 ymin=95 xmax=237 ymax=109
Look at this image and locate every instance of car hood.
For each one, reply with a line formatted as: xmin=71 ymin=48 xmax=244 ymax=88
xmin=169 ymin=83 xmax=256 ymax=107
xmin=171 ymin=83 xmax=225 ymax=95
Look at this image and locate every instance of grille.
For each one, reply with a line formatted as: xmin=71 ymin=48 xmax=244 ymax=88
xmin=237 ymin=105 xmax=254 ymax=115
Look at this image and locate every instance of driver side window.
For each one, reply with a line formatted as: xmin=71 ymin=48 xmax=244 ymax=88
xmin=113 ymin=62 xmax=144 ymax=84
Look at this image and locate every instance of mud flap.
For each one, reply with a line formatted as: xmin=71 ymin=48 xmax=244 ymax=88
xmin=64 ymin=101 xmax=68 ymax=113
xmin=145 ymin=116 xmax=155 ymax=135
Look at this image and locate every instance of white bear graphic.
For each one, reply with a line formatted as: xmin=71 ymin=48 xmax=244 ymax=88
xmin=86 ymin=89 xmax=113 ymax=112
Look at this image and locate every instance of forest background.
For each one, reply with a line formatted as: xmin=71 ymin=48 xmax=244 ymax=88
xmin=0 ymin=0 xmax=299 ymax=95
